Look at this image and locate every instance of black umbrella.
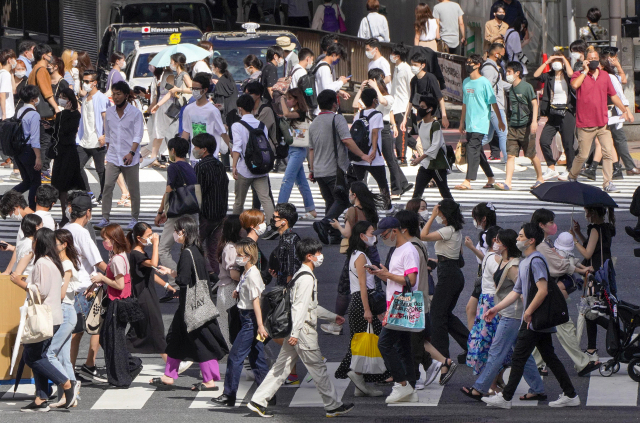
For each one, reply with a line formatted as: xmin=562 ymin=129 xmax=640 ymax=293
xmin=531 ymin=181 xmax=618 ymax=208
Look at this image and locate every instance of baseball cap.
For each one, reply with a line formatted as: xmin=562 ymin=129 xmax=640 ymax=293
xmin=276 ymin=36 xmax=296 ymax=51
xmin=71 ymin=194 xmax=92 ymax=213
xmin=554 ymin=232 xmax=574 ymax=252
xmin=373 ymin=217 xmax=401 ymax=235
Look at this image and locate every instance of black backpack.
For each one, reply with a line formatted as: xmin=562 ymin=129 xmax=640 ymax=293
xmin=0 ymin=108 xmax=36 ymax=157
xmin=303 ymin=62 xmax=330 ymax=110
xmin=239 ymin=120 xmax=275 ymax=174
xmin=348 ymin=110 xmax=381 ymax=161
xmin=261 ymin=271 xmax=313 ymax=339
xmin=257 ymin=103 xmax=288 ymax=160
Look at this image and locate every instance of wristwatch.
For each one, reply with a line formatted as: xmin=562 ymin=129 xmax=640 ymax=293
xmin=157 ymin=210 xmax=164 ymax=215
xmin=129 ymin=150 xmax=136 ymax=156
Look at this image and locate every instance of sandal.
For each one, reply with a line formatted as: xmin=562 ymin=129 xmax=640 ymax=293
xmin=519 ymin=393 xmax=547 ymax=401
xmin=454 ymin=184 xmax=472 ymax=190
xmin=483 ymin=183 xmax=494 ymax=189
xmin=149 ymin=377 xmax=175 ymax=390
xmin=494 ymin=182 xmax=511 ymax=191
xmin=530 ymin=180 xmax=543 ymax=190
xmin=150 ymin=161 xmax=168 ymax=170
xmin=427 ymin=180 xmax=437 ymax=189
xmin=460 ymin=386 xmax=483 ymax=401
xmin=117 ymin=194 xmax=131 ymax=207
xmin=439 ymin=359 xmax=458 ymax=385
xmin=191 ymin=382 xmax=219 ymax=391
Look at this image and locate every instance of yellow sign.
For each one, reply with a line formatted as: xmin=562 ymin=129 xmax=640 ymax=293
xmin=169 ymin=33 xmax=181 ymax=45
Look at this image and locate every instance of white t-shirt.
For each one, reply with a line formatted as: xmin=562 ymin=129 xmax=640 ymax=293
xmin=475 ymin=233 xmax=488 ymax=265
xmin=376 ymin=94 xmax=394 ymax=122
xmin=231 ymin=114 xmax=270 ymax=179
xmin=368 ymin=56 xmax=391 ymax=93
xmin=386 ymin=241 xmax=420 ymax=302
xmin=192 ymin=60 xmax=212 ymax=77
xmin=419 ymin=19 xmax=438 ymax=41
xmin=417 ymin=119 xmax=445 ymax=169
xmin=17 ymin=210 xmax=56 ymax=242
xmin=236 ymin=266 xmax=265 ymax=310
xmin=0 ymin=70 xmax=15 ymax=119
xmin=349 ymin=250 xmax=376 ymax=293
xmin=182 ymin=101 xmax=226 ymax=158
xmin=218 ymin=243 xmax=239 ymax=286
xmin=13 ymin=237 xmax=33 ymax=275
xmin=289 ymin=64 xmax=306 ymax=89
xmin=63 ymin=222 xmax=103 ymax=291
xmin=434 ymin=226 xmax=462 ymax=259
xmin=480 ymin=252 xmax=500 ymax=295
xmin=357 ymin=12 xmax=390 ymax=42
xmin=391 ymin=62 xmax=412 ymax=115
xmin=62 ymin=259 xmax=81 ymax=305
xmin=351 ymin=109 xmax=384 ymax=167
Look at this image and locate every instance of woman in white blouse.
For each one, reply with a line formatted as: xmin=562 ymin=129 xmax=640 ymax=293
xmin=414 ymin=3 xmax=440 ymax=51
xmin=357 ymin=0 xmax=390 ymax=42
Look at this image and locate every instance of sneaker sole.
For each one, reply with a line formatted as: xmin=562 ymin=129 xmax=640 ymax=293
xmin=549 ymin=400 xmax=580 ymax=407
xmin=21 ymin=406 xmax=50 ymax=412
xmin=247 ymin=402 xmax=274 ymax=418
xmin=386 ymin=391 xmax=418 ymax=404
xmin=326 ymin=404 xmax=354 ymax=417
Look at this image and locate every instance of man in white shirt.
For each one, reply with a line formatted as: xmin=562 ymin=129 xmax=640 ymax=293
xmin=365 ymin=38 xmax=391 ymax=90
xmin=95 ymin=81 xmax=144 ymax=231
xmin=77 ymin=70 xmax=110 ymax=203
xmin=289 ymin=48 xmax=314 ymax=89
xmin=282 ymin=0 xmax=313 ymax=27
xmin=181 ymin=73 xmax=230 ymax=159
xmin=248 ymin=238 xmax=351 ymax=418
xmin=390 ymin=44 xmax=412 ymax=165
xmin=357 ymin=4 xmax=390 ymax=42
xmin=0 ymin=50 xmax=16 ymax=120
xmin=313 ymin=43 xmax=350 ymax=113
xmin=231 ymin=94 xmax=275 ymax=222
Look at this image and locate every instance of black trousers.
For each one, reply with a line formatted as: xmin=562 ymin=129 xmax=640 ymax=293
xmin=502 ymin=327 xmax=575 ymax=401
xmin=465 ymin=132 xmax=494 ymax=181
xmin=316 ymin=175 xmax=349 ymax=237
xmin=586 ymin=315 xmax=609 ymax=350
xmin=40 ymin=127 xmax=51 ymax=173
xmin=489 ymin=133 xmax=501 ymax=158
xmin=78 ymin=145 xmax=106 ymax=196
xmin=539 ymin=111 xmax=576 ymax=169
xmin=352 ymin=164 xmax=390 ymax=208
xmin=393 ymin=113 xmax=408 ymax=160
xmin=413 ymin=167 xmax=452 ymax=200
xmin=381 ymin=123 xmax=409 ymax=194
xmin=430 ymin=260 xmax=469 ymax=358
xmin=378 ymin=327 xmax=416 ymax=387
xmin=12 ymin=146 xmax=41 ymax=210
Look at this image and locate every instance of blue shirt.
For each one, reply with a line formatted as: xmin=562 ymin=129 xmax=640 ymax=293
xmin=167 ymin=161 xmax=197 ymax=188
xmin=18 ymin=55 xmax=33 ymax=77
xmin=16 ymin=105 xmax=40 ymax=148
xmin=462 ymin=76 xmax=496 ymax=135
xmin=513 ymin=251 xmax=555 ymax=332
xmin=77 ymin=91 xmax=111 ymax=145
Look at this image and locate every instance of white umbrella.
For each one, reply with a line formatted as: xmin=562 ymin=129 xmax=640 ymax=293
xmin=148 ymin=44 xmax=210 ymax=68
xmin=10 ymin=299 xmax=28 ymax=375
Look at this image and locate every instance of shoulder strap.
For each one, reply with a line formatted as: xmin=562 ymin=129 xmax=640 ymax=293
xmin=496 ymin=257 xmax=518 ymax=292
xmin=528 ymin=255 xmax=550 ymax=292
xmin=430 ymin=120 xmax=441 ymax=140
xmin=589 ymin=25 xmax=600 ymax=40
xmin=186 ymin=248 xmax=201 ymax=281
xmin=289 ymin=67 xmax=303 ymax=78
xmin=366 ymin=16 xmax=374 ymax=39
xmin=312 ymin=61 xmax=329 ymax=74
xmin=238 ymin=119 xmax=254 ymax=133
xmin=411 ymin=241 xmax=429 ymax=264
xmin=287 ymin=270 xmax=313 ymax=294
xmin=19 ymin=108 xmax=35 ymax=120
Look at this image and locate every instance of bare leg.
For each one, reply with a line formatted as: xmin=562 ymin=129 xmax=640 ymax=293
xmin=117 ymin=174 xmax=129 ymax=196
xmin=466 ymin=297 xmax=478 ymax=330
xmin=504 ymin=156 xmax=516 ymax=187
xmin=70 ymin=332 xmax=83 ymax=367
xmin=84 ymin=334 xmax=100 ymax=367
xmin=531 ymin=156 xmax=544 ymax=182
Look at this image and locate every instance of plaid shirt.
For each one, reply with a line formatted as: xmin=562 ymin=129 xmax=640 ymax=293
xmin=276 ymin=229 xmax=301 ymax=286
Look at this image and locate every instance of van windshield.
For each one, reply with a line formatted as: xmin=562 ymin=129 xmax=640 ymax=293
xmin=120 ymin=3 xmax=213 ymax=31
xmin=118 ymin=30 xmax=202 ymax=57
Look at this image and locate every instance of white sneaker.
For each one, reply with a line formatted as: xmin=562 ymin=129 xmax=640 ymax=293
xmin=557 ymin=171 xmax=570 ymax=181
xmin=514 ymin=164 xmax=527 ymax=172
xmin=126 ymin=218 xmax=138 ymax=230
xmin=385 ymin=382 xmax=416 ymax=404
xmin=93 ymin=218 xmax=110 ymax=229
xmin=604 ymin=183 xmax=620 ymax=193
xmin=354 ymin=386 xmax=384 ymax=397
xmin=320 ymin=322 xmax=343 ymax=335
xmin=178 ymin=361 xmax=193 ymax=374
xmin=347 ymin=371 xmax=368 ymax=393
xmin=414 ymin=379 xmax=425 ymax=390
xmin=549 ymin=393 xmax=580 ymax=407
xmin=299 ymin=212 xmax=317 ymax=221
xmin=139 ymin=156 xmax=155 ymax=168
xmin=542 ymin=168 xmax=559 ymax=181
xmin=481 ymin=392 xmax=512 ymax=409
xmin=424 ymin=361 xmax=443 ymax=387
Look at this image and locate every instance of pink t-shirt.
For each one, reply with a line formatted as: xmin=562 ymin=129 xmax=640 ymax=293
xmin=106 ymin=253 xmax=131 ymax=300
xmin=385 ymin=241 xmax=420 ymax=305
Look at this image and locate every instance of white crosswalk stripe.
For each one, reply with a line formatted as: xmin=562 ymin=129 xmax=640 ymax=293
xmin=586 ymin=360 xmax=639 ymax=406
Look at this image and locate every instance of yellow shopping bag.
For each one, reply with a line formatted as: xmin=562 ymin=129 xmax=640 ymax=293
xmin=350 ymin=324 xmax=386 ymax=374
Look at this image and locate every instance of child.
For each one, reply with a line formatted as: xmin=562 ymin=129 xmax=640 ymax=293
xmin=495 ymin=61 xmax=544 ymax=191
xmin=212 ymin=238 xmax=269 ymax=406
xmin=553 ymin=231 xmax=591 ymax=298
xmin=411 ymin=95 xmax=451 ymax=200
xmin=248 ymin=238 xmax=351 ymax=418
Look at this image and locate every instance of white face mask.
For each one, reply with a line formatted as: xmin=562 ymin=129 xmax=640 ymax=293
xmin=365 ymin=50 xmax=375 ymax=60
xmin=435 ymin=215 xmax=443 ymax=225
xmin=141 ymin=236 xmax=152 ymax=246
xmin=245 ymin=67 xmax=252 ymax=76
xmin=72 ymin=59 xmax=78 ymax=67
xmin=10 ymin=60 xmax=16 ymax=69
xmin=516 ymin=240 xmax=529 ymax=252
xmin=277 ymin=58 xmax=284 ymax=67
xmin=15 ymin=70 xmax=25 ymax=79
xmin=492 ymin=243 xmax=501 ymax=252
xmin=65 ymin=208 xmax=71 ymax=220
xmin=390 ymin=55 xmax=398 ymax=64
xmin=363 ymin=235 xmax=376 ymax=247
xmin=410 ymin=66 xmax=421 ymax=75
xmin=474 ymin=220 xmax=482 ymax=230
xmin=34 ymin=98 xmax=40 ymax=107
xmin=419 ymin=210 xmax=429 ymax=221
xmin=313 ymin=253 xmax=324 ymax=267
xmin=11 ymin=211 xmax=22 ymax=221
xmin=551 ymin=62 xmax=563 ymax=72
xmin=191 ymin=89 xmax=203 ymax=101
xmin=58 ymin=98 xmax=68 ymax=108
xmin=83 ymin=82 xmax=93 ymax=92
xmin=170 ymin=63 xmax=177 ymax=72
xmin=254 ymin=222 xmax=267 ymax=236
xmin=506 ymin=74 xmax=516 ymax=84
xmin=570 ymin=52 xmax=581 ymax=60
xmin=235 ymin=256 xmax=249 ymax=267
xmin=305 ymin=62 xmax=313 ymax=70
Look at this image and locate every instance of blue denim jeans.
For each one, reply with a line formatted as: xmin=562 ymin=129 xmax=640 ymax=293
xmin=472 ymin=317 xmax=544 ymax=396
xmin=223 ymin=309 xmax=269 ymax=397
xmin=277 ymin=146 xmax=315 ymax=212
xmin=482 ymin=109 xmax=508 ymax=162
xmin=23 ymin=325 xmax=68 ymax=399
xmin=47 ymin=303 xmax=77 ymax=381
xmin=378 ymin=327 xmax=415 ymax=387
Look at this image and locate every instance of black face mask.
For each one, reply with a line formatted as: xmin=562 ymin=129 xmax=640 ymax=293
xmin=465 ymin=64 xmax=477 ymax=74
xmin=417 ymin=108 xmax=429 ymax=118
xmin=495 ymin=14 xmax=505 ymax=21
xmin=588 ymin=60 xmax=599 ymax=71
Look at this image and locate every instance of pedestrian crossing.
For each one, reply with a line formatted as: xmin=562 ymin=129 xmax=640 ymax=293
xmin=2 ymin=360 xmax=640 ymax=412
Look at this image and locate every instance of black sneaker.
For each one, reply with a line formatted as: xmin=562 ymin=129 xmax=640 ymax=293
xmin=63 ymin=380 xmax=81 ymax=409
xmin=401 ymin=183 xmax=414 ymax=196
xmin=247 ymin=401 xmax=274 ymax=418
xmin=457 ymin=351 xmax=468 ymax=364
xmin=313 ymin=221 xmax=330 ymax=245
xmin=211 ymin=394 xmax=236 ymax=407
xmin=79 ymin=364 xmax=108 ymax=383
xmin=326 ymin=402 xmax=354 ymax=417
xmin=261 ymin=227 xmax=280 ymax=240
xmin=130 ymin=365 xmax=143 ymax=380
xmin=21 ymin=400 xmax=49 ymax=412
xmin=578 ymin=361 xmax=600 ymax=377
xmin=159 ymin=290 xmax=179 ymax=303
xmin=625 ymin=226 xmax=640 ymax=242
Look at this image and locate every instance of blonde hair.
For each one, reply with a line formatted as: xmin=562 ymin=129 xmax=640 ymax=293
xmin=239 ymin=209 xmax=264 ymax=230
xmin=586 ymin=45 xmax=599 ymax=58
xmin=61 ymin=49 xmax=77 ymax=74
xmin=236 ymin=238 xmax=259 ymax=265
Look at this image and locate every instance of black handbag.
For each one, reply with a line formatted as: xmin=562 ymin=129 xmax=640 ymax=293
xmin=227 ymin=303 xmax=242 ymax=344
xmin=166 ymin=165 xmax=200 ymax=218
xmin=549 ymin=103 xmax=567 ymax=117
xmin=527 ymin=256 xmax=569 ymax=330
xmin=34 ymin=67 xmax=55 ymax=119
xmin=368 ymin=288 xmax=387 ymax=315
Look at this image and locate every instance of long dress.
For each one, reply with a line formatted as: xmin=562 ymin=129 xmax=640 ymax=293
xmin=151 ymin=72 xmax=180 ymax=142
xmin=51 ymin=110 xmax=85 ymax=192
xmin=126 ymin=249 xmax=167 ymax=354
xmin=165 ymin=245 xmax=229 ymax=362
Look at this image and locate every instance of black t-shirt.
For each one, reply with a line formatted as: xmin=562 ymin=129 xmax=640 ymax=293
xmin=410 ymin=72 xmax=443 ymax=107
xmin=130 ymin=250 xmax=152 ymax=290
xmin=262 ymin=62 xmax=279 ymax=102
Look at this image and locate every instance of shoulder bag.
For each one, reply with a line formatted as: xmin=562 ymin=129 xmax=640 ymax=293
xmin=85 ymin=285 xmax=108 ymax=335
xmin=165 ymin=71 xmax=187 ymax=120
xmin=184 ymin=248 xmax=220 ymax=333
xmin=166 ymin=165 xmax=200 ymax=218
xmin=527 ymin=256 xmax=569 ymax=330
xmin=21 ymin=285 xmax=54 ymax=344
xmin=34 ymin=67 xmax=55 ymax=118
xmin=290 ymin=118 xmax=311 ymax=148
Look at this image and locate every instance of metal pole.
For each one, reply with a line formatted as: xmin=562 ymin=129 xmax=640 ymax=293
xmin=610 ymin=0 xmax=623 ymax=47
xmin=567 ymin=0 xmax=576 ymax=45
xmin=542 ymin=0 xmax=547 ymax=55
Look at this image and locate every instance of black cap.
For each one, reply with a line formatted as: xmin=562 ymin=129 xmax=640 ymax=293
xmin=373 ymin=217 xmax=401 ymax=235
xmin=70 ymin=195 xmax=92 ymax=213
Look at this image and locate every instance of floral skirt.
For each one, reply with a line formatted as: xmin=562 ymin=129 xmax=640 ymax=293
xmin=466 ymin=293 xmax=500 ymax=375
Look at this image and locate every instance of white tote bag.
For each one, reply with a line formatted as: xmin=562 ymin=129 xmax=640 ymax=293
xmin=21 ymin=286 xmax=54 ymax=344
xmin=290 ymin=119 xmax=311 ymax=148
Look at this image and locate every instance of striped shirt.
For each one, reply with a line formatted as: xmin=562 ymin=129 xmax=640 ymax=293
xmin=194 ymin=154 xmax=229 ymax=221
